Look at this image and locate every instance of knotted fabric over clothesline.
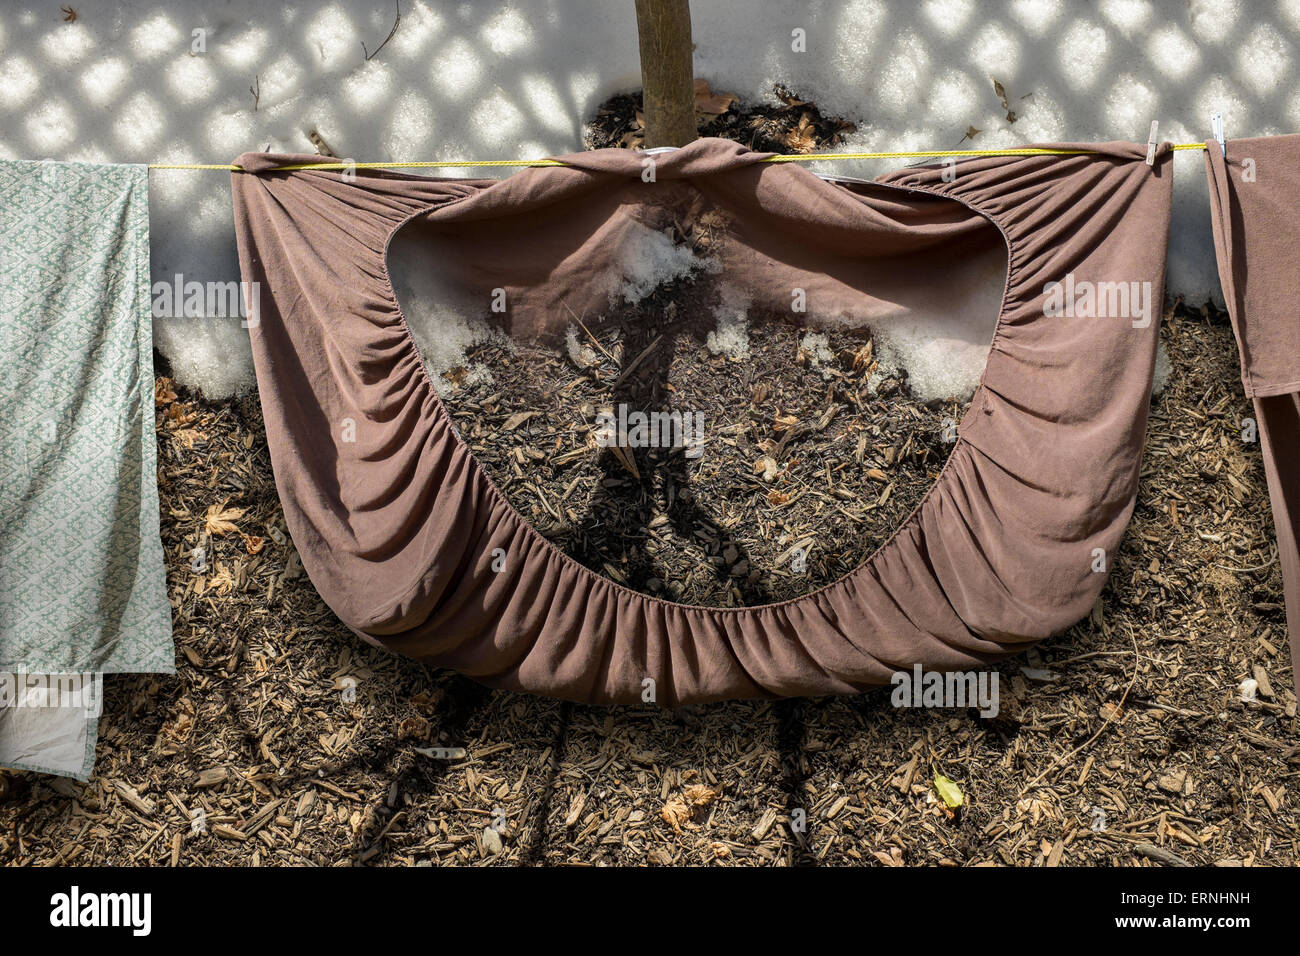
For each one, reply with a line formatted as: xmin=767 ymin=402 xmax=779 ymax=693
xmin=231 ymin=137 xmax=1172 ymax=706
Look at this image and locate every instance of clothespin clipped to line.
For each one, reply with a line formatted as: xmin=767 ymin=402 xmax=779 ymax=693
xmin=308 ymin=128 xmax=338 ymax=158
xmin=1212 ymin=112 xmax=1225 ymax=156
xmin=1145 ymin=120 xmax=1158 ymax=166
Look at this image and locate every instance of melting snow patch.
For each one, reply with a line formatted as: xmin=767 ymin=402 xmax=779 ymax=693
xmin=388 ymin=237 xmax=507 ymax=396
xmin=402 ymin=294 xmax=501 ymax=396
xmin=566 ymin=325 xmax=599 ymax=367
xmin=706 ymin=284 xmax=751 ymax=359
xmin=1152 ymin=340 xmax=1173 ymax=396
xmin=798 ymin=331 xmax=836 ymax=377
xmin=867 ymin=335 xmax=904 ymax=395
xmin=608 ymin=223 xmax=708 ymax=306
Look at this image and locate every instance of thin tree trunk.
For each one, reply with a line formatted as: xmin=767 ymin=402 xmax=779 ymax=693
xmin=633 ymin=0 xmax=697 ymax=147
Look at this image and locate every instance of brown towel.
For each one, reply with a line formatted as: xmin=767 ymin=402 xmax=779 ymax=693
xmin=1205 ymin=135 xmax=1300 ymax=698
xmin=231 ymin=138 xmax=1171 ymax=705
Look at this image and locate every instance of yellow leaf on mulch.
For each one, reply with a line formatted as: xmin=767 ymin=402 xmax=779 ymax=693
xmin=934 ymin=773 xmax=964 ymax=809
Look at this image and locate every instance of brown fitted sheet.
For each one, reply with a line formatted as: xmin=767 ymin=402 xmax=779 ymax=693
xmin=230 ymin=137 xmax=1172 ymax=706
xmin=1205 ymin=135 xmax=1300 ymax=697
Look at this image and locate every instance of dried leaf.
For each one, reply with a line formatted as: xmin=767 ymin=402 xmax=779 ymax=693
xmin=608 ymin=442 xmax=640 ymax=479
xmin=204 ymin=502 xmax=245 ymax=537
xmin=165 ymin=402 xmax=195 ymax=424
xmin=503 ymin=411 xmax=539 ymax=431
xmin=660 ymin=784 xmax=717 ymax=833
xmin=207 ymin=563 xmax=235 ymax=594
xmin=683 ymin=784 xmax=717 ymax=810
xmin=693 ymin=78 xmax=737 ymax=115
xmin=397 ymin=715 xmax=430 ymax=741
xmin=782 ymin=114 xmax=819 ymax=154
xmin=991 ymin=78 xmax=1018 ymax=123
xmin=660 ymin=798 xmax=692 ymax=833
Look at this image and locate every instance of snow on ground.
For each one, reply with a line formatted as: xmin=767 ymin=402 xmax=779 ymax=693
xmin=1 ymin=0 xmax=1296 ymax=399
xmin=604 ymin=221 xmax=712 ymax=306
xmin=706 ymin=283 xmax=753 ymax=361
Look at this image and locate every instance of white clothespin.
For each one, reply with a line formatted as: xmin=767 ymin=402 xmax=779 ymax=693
xmin=1145 ymin=120 xmax=1158 ymax=166
xmin=1212 ymin=112 xmax=1225 ymax=156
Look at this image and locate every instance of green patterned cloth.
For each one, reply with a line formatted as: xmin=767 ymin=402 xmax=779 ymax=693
xmin=0 ymin=161 xmax=173 ymax=779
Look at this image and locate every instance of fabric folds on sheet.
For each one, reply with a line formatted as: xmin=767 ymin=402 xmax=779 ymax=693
xmin=231 ymin=137 xmax=1172 ymax=706
xmin=0 ymin=161 xmax=173 ymax=780
xmin=1205 ymin=136 xmax=1300 ymax=697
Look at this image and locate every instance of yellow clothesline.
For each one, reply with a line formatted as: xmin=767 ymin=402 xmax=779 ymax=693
xmin=147 ymin=142 xmax=1211 ymax=172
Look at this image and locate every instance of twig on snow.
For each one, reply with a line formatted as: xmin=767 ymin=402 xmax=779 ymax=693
xmin=362 ymin=0 xmax=401 ymax=61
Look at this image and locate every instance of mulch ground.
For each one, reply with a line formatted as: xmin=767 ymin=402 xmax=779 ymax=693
xmin=445 ymin=294 xmax=955 ymax=608
xmin=1 ymin=89 xmax=1295 ymax=867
